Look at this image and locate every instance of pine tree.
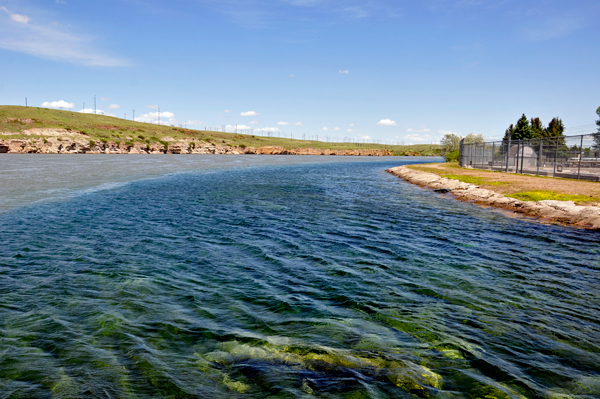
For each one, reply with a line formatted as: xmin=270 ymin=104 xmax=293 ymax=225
xmin=503 ymin=124 xmax=514 ymax=141
xmin=545 ymin=117 xmax=565 ymax=137
xmin=512 ymin=114 xmax=532 ymax=140
xmin=530 ymin=117 xmax=544 ymax=138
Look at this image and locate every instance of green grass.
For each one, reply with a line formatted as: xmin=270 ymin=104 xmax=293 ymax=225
xmin=440 ymin=174 xmax=508 ymax=186
xmin=506 ymin=191 xmax=598 ymax=204
xmin=0 ymin=105 xmax=443 ymax=154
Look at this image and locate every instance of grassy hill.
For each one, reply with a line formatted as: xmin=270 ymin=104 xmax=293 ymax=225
xmin=0 ymin=106 xmax=442 ymax=156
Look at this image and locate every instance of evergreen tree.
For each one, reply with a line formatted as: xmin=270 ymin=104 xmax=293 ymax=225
xmin=596 ymin=106 xmax=600 ymax=133
xmin=530 ymin=117 xmax=544 ymax=138
xmin=512 ymin=114 xmax=532 ymax=140
xmin=503 ymin=124 xmax=514 ymax=141
xmin=545 ymin=117 xmax=565 ymax=137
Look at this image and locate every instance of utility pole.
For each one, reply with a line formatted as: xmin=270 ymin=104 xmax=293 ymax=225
xmin=132 ymin=110 xmax=135 ymax=121
xmin=25 ymin=97 xmax=27 ymax=107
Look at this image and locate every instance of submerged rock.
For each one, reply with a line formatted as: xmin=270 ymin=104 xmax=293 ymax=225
xmin=195 ymin=340 xmax=443 ymax=394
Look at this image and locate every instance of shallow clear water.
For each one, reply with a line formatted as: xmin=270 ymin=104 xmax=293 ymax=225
xmin=1 ymin=156 xmax=599 ymax=398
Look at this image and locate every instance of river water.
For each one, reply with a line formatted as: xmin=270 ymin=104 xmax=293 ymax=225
xmin=0 ymin=155 xmax=599 ymax=398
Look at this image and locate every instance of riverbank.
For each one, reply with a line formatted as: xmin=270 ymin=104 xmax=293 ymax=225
xmin=1 ymin=106 xmax=442 ymax=156
xmin=0 ymin=135 xmax=391 ymax=156
xmin=387 ymin=164 xmax=600 ymax=229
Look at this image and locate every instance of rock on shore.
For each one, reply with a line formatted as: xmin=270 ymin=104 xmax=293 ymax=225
xmin=0 ymin=132 xmax=391 ymax=156
xmin=387 ymin=165 xmax=600 ymax=230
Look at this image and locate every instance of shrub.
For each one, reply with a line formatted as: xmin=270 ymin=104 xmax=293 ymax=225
xmin=89 ymin=140 xmax=96 ymax=147
xmin=445 ymin=150 xmax=459 ymax=162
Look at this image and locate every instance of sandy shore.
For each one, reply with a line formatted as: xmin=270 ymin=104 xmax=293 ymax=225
xmin=387 ymin=165 xmax=600 ymax=230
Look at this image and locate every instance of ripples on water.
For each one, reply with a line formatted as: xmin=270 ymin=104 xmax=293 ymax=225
xmin=1 ymin=159 xmax=599 ymax=398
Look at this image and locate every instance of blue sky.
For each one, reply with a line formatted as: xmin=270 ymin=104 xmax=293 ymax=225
xmin=0 ymin=0 xmax=598 ymax=144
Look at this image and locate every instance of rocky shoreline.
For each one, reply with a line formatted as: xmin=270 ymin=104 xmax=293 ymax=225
xmin=387 ymin=165 xmax=600 ymax=230
xmin=0 ymin=130 xmax=391 ymax=156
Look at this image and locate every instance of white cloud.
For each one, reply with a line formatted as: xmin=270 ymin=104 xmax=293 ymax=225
xmin=294 ymin=122 xmax=302 ymax=126
xmin=78 ymin=108 xmax=106 ymax=115
xmin=223 ymin=109 xmax=233 ymax=113
xmin=41 ymin=100 xmax=74 ymax=109
xmin=1 ymin=7 xmax=31 ymax=24
xmin=347 ymin=129 xmax=356 ymax=132
xmin=349 ymin=123 xmax=355 ymax=127
xmin=320 ymin=127 xmax=341 ymax=131
xmin=55 ymin=0 xmax=67 ymax=5
xmin=290 ymin=74 xmax=295 ymax=77
xmin=438 ymin=130 xmax=459 ymax=135
xmin=250 ymin=121 xmax=259 ymax=124
xmin=136 ymin=111 xmax=177 ymax=125
xmin=100 ymin=97 xmax=110 ymax=101
xmin=147 ymin=105 xmax=159 ymax=109
xmin=402 ymin=133 xmax=439 ymax=145
xmin=241 ymin=111 xmax=259 ymax=116
xmin=339 ymin=70 xmax=349 ymax=74
xmin=359 ymin=135 xmax=371 ymax=139
xmin=225 ymin=124 xmax=253 ymax=130
xmin=0 ymin=6 xmax=130 ymax=66
xmin=407 ymin=127 xmax=430 ymax=132
xmin=377 ymin=119 xmax=396 ymax=126
xmin=254 ymin=127 xmax=280 ymax=133
xmin=107 ymin=104 xmax=121 ymax=110
xmin=277 ymin=121 xmax=290 ymax=125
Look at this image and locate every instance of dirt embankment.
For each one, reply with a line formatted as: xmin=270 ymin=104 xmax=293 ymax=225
xmin=387 ymin=165 xmax=600 ymax=230
xmin=0 ymin=129 xmax=392 ymax=156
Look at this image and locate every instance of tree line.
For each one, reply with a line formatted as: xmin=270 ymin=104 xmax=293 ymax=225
xmin=503 ymin=114 xmax=564 ymax=141
xmin=440 ymin=133 xmax=484 ymax=161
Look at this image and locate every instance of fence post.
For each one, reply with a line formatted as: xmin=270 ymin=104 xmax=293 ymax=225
xmin=515 ymin=141 xmax=520 ymax=174
xmin=492 ymin=142 xmax=496 ymax=169
xmin=459 ymin=138 xmax=465 ymax=166
xmin=482 ymin=143 xmax=486 ymax=168
xmin=577 ymin=135 xmax=584 ymax=179
xmin=537 ymin=139 xmax=542 ymax=175
xmin=506 ymin=136 xmax=511 ymax=172
xmin=521 ymin=140 xmax=526 ymax=174
xmin=553 ymin=137 xmax=559 ymax=177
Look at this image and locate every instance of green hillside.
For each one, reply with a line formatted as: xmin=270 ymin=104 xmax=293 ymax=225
xmin=0 ymin=106 xmax=442 ymax=155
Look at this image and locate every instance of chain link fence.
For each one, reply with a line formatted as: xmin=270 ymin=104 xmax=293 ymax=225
xmin=459 ymin=133 xmax=600 ymax=181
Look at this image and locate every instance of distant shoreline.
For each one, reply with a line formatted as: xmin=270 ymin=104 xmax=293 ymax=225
xmin=0 ymin=138 xmax=396 ymax=156
xmin=0 ymin=106 xmax=443 ymax=156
